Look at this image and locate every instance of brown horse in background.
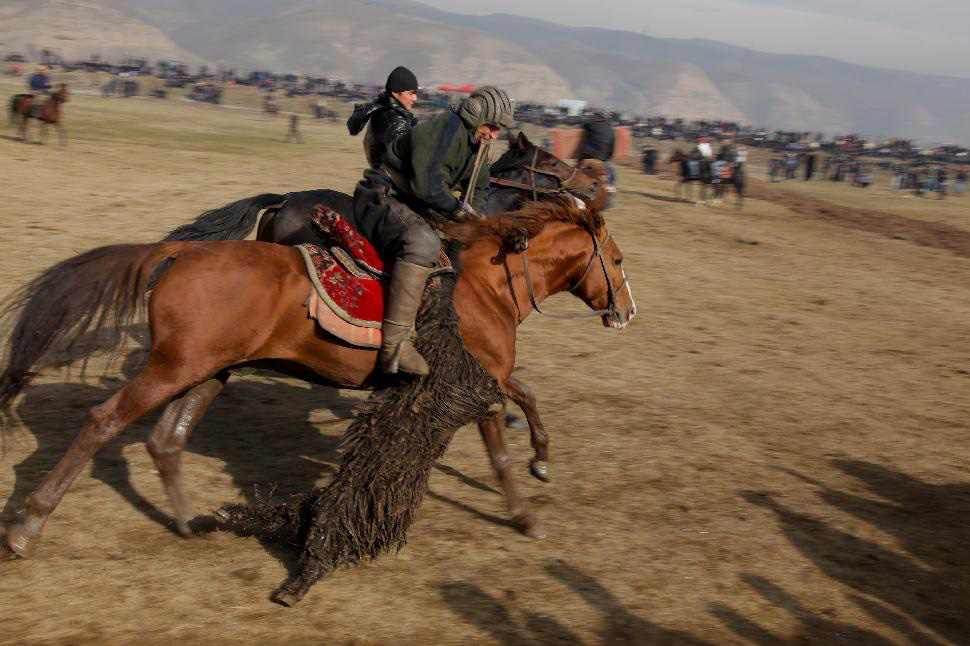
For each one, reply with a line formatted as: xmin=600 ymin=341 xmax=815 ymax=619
xmin=9 ymin=84 xmax=69 ymax=146
xmin=1 ymin=200 xmax=635 ymax=562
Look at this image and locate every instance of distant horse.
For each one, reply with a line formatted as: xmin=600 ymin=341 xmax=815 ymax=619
xmin=1 ymin=201 xmax=635 ymax=573
xmin=710 ymin=157 xmax=745 ymax=210
xmin=669 ymin=149 xmax=711 ymax=203
xmin=9 ymin=84 xmax=69 ymax=146
xmin=156 ymin=132 xmax=604 ymax=491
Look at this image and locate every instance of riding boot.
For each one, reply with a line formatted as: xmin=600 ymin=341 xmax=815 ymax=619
xmin=380 ymin=261 xmax=433 ymax=376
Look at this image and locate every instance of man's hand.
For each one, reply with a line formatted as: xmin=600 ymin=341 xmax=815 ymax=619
xmin=453 ymin=202 xmax=483 ymax=222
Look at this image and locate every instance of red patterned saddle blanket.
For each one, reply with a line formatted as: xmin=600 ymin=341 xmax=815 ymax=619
xmin=296 ymin=204 xmax=453 ymax=348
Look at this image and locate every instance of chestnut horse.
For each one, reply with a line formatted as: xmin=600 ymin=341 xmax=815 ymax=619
xmin=9 ymin=84 xmax=69 ymax=146
xmin=1 ymin=200 xmax=635 ymax=559
xmin=158 ymin=133 xmax=603 ymax=484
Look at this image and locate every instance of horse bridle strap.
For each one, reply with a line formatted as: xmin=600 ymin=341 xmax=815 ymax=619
xmin=519 ymin=229 xmax=627 ymax=320
xmin=488 ymin=176 xmax=569 ymax=195
xmin=490 ymin=148 xmax=584 ymax=201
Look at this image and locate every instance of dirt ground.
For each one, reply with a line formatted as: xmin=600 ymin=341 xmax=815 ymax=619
xmin=1 ymin=80 xmax=969 ymax=645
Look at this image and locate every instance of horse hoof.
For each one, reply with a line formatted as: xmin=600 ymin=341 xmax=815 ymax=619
xmin=513 ymin=514 xmax=547 ymax=540
xmin=213 ymin=507 xmax=232 ymax=525
xmin=523 ymin=521 xmax=548 ymax=541
xmin=6 ymin=524 xmax=37 ymax=559
xmin=272 ymin=588 xmax=303 ymax=607
xmin=529 ymin=459 xmax=550 ymax=482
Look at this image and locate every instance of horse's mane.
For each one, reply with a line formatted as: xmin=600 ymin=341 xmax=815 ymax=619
xmin=442 ymin=197 xmax=603 ymax=248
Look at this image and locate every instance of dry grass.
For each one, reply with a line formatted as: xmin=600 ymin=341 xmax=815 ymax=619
xmin=1 ymin=83 xmax=969 ymax=645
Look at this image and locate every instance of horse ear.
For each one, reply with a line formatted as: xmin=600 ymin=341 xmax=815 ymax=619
xmin=516 ymin=131 xmax=532 ymax=151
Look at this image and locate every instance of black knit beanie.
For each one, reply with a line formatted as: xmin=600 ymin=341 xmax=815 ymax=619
xmin=385 ymin=66 xmax=418 ymax=93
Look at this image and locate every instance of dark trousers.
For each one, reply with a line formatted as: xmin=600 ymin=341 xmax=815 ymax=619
xmin=352 ymin=177 xmax=441 ymax=268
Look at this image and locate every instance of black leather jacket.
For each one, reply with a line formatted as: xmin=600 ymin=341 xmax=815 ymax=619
xmin=347 ymin=93 xmax=417 ymax=169
xmin=577 ymin=118 xmax=615 ymax=162
xmin=577 ymin=119 xmax=613 ymax=161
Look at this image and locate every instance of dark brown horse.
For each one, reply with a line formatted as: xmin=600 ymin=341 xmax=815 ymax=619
xmin=669 ymin=149 xmax=711 ymax=203
xmin=1 ymin=200 xmax=635 ymax=561
xmin=9 ymin=84 xmax=69 ymax=146
xmin=159 ymin=133 xmax=604 ymax=484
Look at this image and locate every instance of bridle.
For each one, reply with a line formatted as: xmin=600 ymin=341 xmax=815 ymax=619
xmin=489 ymin=148 xmax=593 ymax=202
xmin=519 ymin=226 xmax=628 ymax=320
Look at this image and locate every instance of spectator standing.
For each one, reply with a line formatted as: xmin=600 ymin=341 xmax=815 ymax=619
xmin=804 ymin=152 xmax=816 ymax=180
xmin=936 ymin=167 xmax=947 ymax=199
xmin=641 ymin=147 xmax=657 ymax=174
xmin=283 ymin=113 xmax=303 ymax=143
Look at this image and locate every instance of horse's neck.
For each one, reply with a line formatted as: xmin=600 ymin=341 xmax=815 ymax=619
xmin=458 ymin=223 xmax=586 ymax=326
xmin=481 ymin=186 xmax=521 ymax=216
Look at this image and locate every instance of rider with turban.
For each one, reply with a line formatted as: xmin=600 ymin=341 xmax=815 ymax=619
xmin=353 ymin=85 xmax=516 ymax=376
xmin=347 ymin=66 xmax=419 ymax=169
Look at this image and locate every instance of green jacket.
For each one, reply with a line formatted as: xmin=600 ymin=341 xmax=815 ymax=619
xmin=385 ymin=108 xmax=489 ymax=216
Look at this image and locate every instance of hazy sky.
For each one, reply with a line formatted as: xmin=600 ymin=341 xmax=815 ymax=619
xmin=416 ymin=0 xmax=970 ymax=78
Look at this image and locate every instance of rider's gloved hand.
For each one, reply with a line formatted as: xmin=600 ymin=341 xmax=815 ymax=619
xmin=452 ymin=202 xmax=481 ymax=223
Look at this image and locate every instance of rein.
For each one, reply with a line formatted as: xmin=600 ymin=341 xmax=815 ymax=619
xmin=489 ymin=148 xmax=584 ymax=201
xmin=519 ymin=228 xmax=627 ymax=320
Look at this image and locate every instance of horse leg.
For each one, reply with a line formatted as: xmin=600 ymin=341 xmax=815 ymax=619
xmin=6 ymin=360 xmax=206 ymax=558
xmin=58 ymin=123 xmax=66 ymax=148
xmin=145 ymin=374 xmax=228 ymax=536
xmin=478 ymin=403 xmax=546 ymax=539
xmin=504 ymin=376 xmax=550 ymax=482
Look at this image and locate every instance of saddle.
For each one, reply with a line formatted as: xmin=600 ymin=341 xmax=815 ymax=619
xmin=297 ymin=204 xmax=453 ymax=348
xmin=711 ymin=160 xmax=732 ymax=182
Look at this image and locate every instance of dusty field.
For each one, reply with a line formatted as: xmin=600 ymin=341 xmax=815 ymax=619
xmin=1 ymin=83 xmax=969 ymax=645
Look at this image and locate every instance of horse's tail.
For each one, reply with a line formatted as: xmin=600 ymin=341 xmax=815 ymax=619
xmin=0 ymin=242 xmax=190 ymax=419
xmin=160 ymin=193 xmax=287 ymax=242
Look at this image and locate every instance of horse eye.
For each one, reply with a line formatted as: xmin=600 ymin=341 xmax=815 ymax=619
xmin=613 ymin=258 xmax=623 ymax=266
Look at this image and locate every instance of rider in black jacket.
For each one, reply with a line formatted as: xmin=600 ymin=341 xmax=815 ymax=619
xmin=577 ymin=110 xmax=616 ymax=195
xmin=347 ymin=66 xmax=419 ymax=169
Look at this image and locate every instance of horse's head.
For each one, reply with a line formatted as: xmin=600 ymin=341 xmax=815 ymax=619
xmin=485 ymin=132 xmax=603 ymax=214
xmin=566 ymin=206 xmax=636 ymax=329
xmin=54 ymin=84 xmax=69 ymax=103
xmin=447 ymin=199 xmax=635 ymax=329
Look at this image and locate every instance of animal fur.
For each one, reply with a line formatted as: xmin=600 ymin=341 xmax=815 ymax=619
xmin=219 ymin=275 xmax=506 ymax=604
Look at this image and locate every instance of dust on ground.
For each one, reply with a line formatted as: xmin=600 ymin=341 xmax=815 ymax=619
xmin=1 ymin=83 xmax=969 ymax=645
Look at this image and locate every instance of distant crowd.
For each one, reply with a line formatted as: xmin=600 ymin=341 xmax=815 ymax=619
xmin=764 ymin=150 xmax=966 ymax=198
xmin=6 ymin=52 xmax=968 ymax=170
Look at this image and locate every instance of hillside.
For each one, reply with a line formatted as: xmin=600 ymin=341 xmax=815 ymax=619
xmin=4 ymin=0 xmax=969 ymax=142
xmin=0 ymin=0 xmax=206 ymax=66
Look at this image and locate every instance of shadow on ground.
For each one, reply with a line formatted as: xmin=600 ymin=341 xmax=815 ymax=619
xmin=736 ymin=460 xmax=969 ymax=643
xmin=1 ymin=344 xmax=356 ymax=531
xmin=439 ymin=560 xmax=710 ymax=645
